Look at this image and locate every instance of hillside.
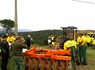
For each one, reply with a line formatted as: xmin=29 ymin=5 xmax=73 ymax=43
xmin=18 ymin=30 xmax=63 ymax=45
xmin=18 ymin=29 xmax=95 ymax=45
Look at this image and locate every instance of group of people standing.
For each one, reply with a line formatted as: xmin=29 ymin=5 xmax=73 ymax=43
xmin=0 ymin=32 xmax=93 ymax=70
xmin=48 ymin=33 xmax=89 ymax=70
xmin=0 ymin=33 xmax=33 ymax=70
xmin=77 ymin=33 xmax=88 ymax=65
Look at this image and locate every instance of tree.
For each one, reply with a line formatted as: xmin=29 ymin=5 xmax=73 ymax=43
xmin=0 ymin=19 xmax=15 ymax=33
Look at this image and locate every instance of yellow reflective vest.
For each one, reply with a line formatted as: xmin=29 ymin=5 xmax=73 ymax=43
xmin=92 ymin=39 xmax=95 ymax=45
xmin=81 ymin=36 xmax=87 ymax=46
xmin=64 ymin=40 xmax=77 ymax=50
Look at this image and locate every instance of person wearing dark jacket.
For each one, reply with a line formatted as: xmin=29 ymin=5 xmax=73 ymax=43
xmin=0 ymin=35 xmax=9 ymax=70
xmin=25 ymin=35 xmax=32 ymax=48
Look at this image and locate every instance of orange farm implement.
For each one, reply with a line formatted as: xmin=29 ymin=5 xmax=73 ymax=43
xmin=23 ymin=47 xmax=75 ymax=70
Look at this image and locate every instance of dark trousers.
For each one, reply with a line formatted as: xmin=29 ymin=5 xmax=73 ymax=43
xmin=75 ymin=47 xmax=80 ymax=64
xmin=26 ymin=43 xmax=30 ymax=48
xmin=1 ymin=53 xmax=9 ymax=70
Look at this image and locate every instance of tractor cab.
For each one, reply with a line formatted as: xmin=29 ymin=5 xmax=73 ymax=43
xmin=57 ymin=26 xmax=78 ymax=49
xmin=61 ymin=26 xmax=77 ymax=40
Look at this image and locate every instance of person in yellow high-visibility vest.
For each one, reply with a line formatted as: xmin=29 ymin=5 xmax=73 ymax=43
xmin=64 ymin=38 xmax=77 ymax=70
xmin=48 ymin=33 xmax=55 ymax=49
xmin=11 ymin=34 xmax=16 ymax=42
xmin=86 ymin=35 xmax=92 ymax=46
xmin=77 ymin=33 xmax=87 ymax=65
xmin=7 ymin=34 xmax=12 ymax=43
xmin=91 ymin=38 xmax=95 ymax=45
xmin=64 ymin=39 xmax=77 ymax=50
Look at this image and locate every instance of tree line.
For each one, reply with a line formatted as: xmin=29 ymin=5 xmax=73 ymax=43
xmin=18 ymin=30 xmax=63 ymax=45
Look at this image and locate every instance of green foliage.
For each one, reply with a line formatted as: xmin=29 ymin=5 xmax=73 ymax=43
xmin=0 ymin=19 xmax=15 ymax=33
xmin=0 ymin=19 xmax=15 ymax=28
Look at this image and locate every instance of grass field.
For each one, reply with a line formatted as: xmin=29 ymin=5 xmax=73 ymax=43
xmin=76 ymin=47 xmax=95 ymax=70
xmin=0 ymin=46 xmax=95 ymax=70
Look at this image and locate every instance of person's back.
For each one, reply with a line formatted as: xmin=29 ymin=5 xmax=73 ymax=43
xmin=10 ymin=36 xmax=28 ymax=70
xmin=0 ymin=36 xmax=9 ymax=70
xmin=11 ymin=36 xmax=16 ymax=42
xmin=64 ymin=39 xmax=77 ymax=70
xmin=0 ymin=40 xmax=9 ymax=54
xmin=64 ymin=40 xmax=76 ymax=50
xmin=11 ymin=41 xmax=27 ymax=56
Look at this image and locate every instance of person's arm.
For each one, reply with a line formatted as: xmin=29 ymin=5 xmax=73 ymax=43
xmin=20 ymin=43 xmax=28 ymax=49
xmin=64 ymin=43 xmax=67 ymax=50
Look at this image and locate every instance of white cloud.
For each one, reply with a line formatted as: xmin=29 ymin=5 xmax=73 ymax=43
xmin=0 ymin=0 xmax=95 ymax=31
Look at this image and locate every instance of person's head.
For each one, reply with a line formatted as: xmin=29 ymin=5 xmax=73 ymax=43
xmin=28 ymin=35 xmax=31 ymax=38
xmin=12 ymin=33 xmax=16 ymax=37
xmin=5 ymin=33 xmax=8 ymax=37
xmin=79 ymin=33 xmax=83 ymax=37
xmin=65 ymin=37 xmax=70 ymax=41
xmin=50 ymin=33 xmax=53 ymax=36
xmin=16 ymin=36 xmax=22 ymax=42
xmin=8 ymin=34 xmax=12 ymax=37
xmin=1 ymin=35 xmax=7 ymax=41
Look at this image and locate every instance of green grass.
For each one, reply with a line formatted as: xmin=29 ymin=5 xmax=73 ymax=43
xmin=87 ymin=47 xmax=95 ymax=57
xmin=76 ymin=47 xmax=95 ymax=70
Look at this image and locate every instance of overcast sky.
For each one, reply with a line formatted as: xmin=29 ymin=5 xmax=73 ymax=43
xmin=0 ymin=0 xmax=95 ymax=31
